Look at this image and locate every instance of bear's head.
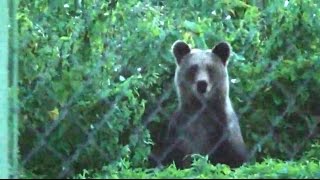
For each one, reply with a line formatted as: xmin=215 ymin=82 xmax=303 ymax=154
xmin=172 ymin=40 xmax=232 ymax=109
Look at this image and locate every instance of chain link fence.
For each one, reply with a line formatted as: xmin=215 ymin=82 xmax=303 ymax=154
xmin=10 ymin=0 xmax=320 ymax=178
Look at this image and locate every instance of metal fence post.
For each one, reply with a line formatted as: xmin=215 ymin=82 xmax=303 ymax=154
xmin=0 ymin=0 xmax=9 ymax=178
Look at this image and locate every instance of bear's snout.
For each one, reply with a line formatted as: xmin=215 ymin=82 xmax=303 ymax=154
xmin=197 ymin=81 xmax=208 ymax=94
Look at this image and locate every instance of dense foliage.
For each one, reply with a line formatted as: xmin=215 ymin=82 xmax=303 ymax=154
xmin=74 ymin=157 xmax=320 ymax=179
xmin=17 ymin=0 xmax=320 ymax=178
xmin=73 ymin=142 xmax=320 ymax=179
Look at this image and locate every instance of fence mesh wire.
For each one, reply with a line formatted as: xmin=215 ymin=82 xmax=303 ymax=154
xmin=14 ymin=0 xmax=320 ymax=178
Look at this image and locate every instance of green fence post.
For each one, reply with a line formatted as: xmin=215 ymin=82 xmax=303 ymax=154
xmin=8 ymin=0 xmax=20 ymax=178
xmin=0 ymin=0 xmax=9 ymax=178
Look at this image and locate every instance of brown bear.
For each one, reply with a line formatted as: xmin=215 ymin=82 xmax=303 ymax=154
xmin=149 ymin=40 xmax=248 ymax=169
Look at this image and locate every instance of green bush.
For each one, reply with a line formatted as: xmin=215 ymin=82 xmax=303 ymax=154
xmin=18 ymin=0 xmax=320 ymax=178
xmin=18 ymin=0 xmax=160 ymax=177
xmin=73 ymin=156 xmax=320 ymax=179
xmin=301 ymin=140 xmax=320 ymax=162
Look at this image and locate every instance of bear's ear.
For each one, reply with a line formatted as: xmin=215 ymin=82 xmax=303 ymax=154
xmin=212 ymin=42 xmax=231 ymax=66
xmin=172 ymin=40 xmax=191 ymax=65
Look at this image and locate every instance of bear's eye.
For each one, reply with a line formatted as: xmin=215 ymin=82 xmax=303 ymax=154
xmin=207 ymin=66 xmax=214 ymax=75
xmin=186 ymin=65 xmax=198 ymax=81
xmin=188 ymin=65 xmax=198 ymax=75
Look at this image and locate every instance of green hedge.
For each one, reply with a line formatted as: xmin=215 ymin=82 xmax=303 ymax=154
xmin=18 ymin=0 xmax=320 ymax=178
xmin=74 ymin=157 xmax=320 ymax=179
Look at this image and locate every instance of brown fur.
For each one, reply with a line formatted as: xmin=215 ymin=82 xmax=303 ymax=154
xmin=150 ymin=40 xmax=248 ymax=169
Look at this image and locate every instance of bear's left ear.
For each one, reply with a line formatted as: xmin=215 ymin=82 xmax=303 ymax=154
xmin=212 ymin=42 xmax=231 ymax=66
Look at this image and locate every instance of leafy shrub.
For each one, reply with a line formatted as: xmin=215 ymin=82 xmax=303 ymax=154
xmin=18 ymin=0 xmax=320 ymax=178
xmin=73 ymin=156 xmax=320 ymax=179
xmin=301 ymin=140 xmax=320 ymax=161
xmin=18 ymin=0 xmax=161 ymax=177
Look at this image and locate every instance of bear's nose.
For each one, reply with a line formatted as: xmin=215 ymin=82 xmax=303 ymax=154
xmin=197 ymin=81 xmax=207 ymax=94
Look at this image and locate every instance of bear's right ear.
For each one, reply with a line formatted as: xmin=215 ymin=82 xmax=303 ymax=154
xmin=172 ymin=40 xmax=191 ymax=65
